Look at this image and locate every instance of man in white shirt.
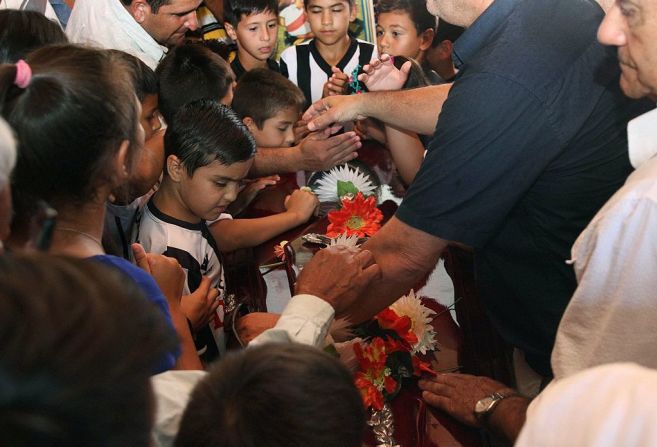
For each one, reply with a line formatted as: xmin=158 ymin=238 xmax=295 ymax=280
xmin=66 ymin=0 xmax=200 ymax=69
xmin=416 ymin=0 xmax=657 ymax=443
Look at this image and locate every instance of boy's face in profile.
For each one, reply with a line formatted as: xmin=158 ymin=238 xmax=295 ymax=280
xmin=305 ymin=0 xmax=356 ymax=46
xmin=245 ymin=107 xmax=299 ymax=148
xmin=226 ymin=10 xmax=278 ymax=63
xmin=376 ymin=11 xmax=431 ymax=60
xmin=177 ymin=158 xmax=253 ymax=221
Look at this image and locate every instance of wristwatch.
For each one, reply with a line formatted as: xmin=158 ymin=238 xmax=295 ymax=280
xmin=474 ymin=391 xmax=518 ymax=421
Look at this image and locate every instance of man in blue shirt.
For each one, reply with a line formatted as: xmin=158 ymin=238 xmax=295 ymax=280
xmin=304 ymin=0 xmax=649 ymax=378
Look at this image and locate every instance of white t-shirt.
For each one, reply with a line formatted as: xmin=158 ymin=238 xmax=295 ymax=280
xmin=279 ymin=37 xmax=377 ymax=105
xmin=1 ymin=0 xmax=60 ymax=24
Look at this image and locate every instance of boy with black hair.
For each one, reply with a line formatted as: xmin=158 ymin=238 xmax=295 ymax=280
xmin=174 ymin=344 xmax=366 ymax=447
xmin=223 ymin=0 xmax=280 ymax=81
xmin=279 ymin=0 xmax=378 ymax=106
xmin=375 ymin=0 xmax=438 ymax=83
xmin=232 ymin=68 xmax=306 ymax=148
xmin=136 ymin=99 xmax=256 ymax=362
xmin=156 ymin=42 xmax=236 ymax=124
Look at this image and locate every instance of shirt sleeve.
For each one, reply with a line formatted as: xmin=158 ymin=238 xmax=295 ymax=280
xmin=249 ymin=294 xmax=335 ymax=347
xmin=396 ymin=72 xmax=561 ymax=248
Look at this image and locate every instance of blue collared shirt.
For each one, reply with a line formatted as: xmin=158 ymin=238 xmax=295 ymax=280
xmin=397 ymin=0 xmax=650 ymax=375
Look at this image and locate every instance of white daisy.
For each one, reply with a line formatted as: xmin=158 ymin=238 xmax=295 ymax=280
xmin=329 ymin=234 xmax=360 ymax=248
xmin=312 ymin=164 xmax=377 ymax=203
xmin=389 ymin=290 xmax=438 ymax=355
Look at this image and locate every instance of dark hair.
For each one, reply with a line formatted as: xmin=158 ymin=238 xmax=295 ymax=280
xmin=165 ymin=99 xmax=255 ymax=176
xmin=232 ymin=68 xmax=305 ymax=128
xmin=375 ymin=0 xmax=434 ymax=34
xmin=0 ymin=45 xmax=140 ymax=207
xmin=174 ymin=343 xmax=366 ymax=447
xmin=156 ymin=42 xmax=234 ymax=124
xmin=432 ymin=18 xmax=464 ymax=47
xmin=0 ymin=10 xmax=68 ymax=64
xmin=120 ymin=0 xmax=171 ymax=13
xmin=0 ymin=253 xmax=178 ymax=447
xmin=223 ymin=0 xmax=278 ymax=27
xmin=393 ymin=55 xmax=430 ymax=89
xmin=108 ymin=50 xmax=158 ymax=102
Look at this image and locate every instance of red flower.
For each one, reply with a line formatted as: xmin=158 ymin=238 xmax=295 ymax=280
xmin=326 ymin=192 xmax=383 ymax=238
xmin=353 ymin=338 xmax=398 ymax=410
xmin=375 ymin=308 xmax=419 ymax=348
xmin=412 ymin=356 xmax=436 ymax=377
xmin=273 ymin=241 xmax=288 ymax=261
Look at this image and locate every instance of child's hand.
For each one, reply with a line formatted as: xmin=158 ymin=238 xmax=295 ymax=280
xmin=359 ymin=53 xmax=411 ymax=92
xmin=284 ymin=189 xmax=320 ymax=224
xmin=294 ymin=119 xmax=310 ymax=143
xmin=322 ymin=67 xmax=349 ymax=97
xmin=227 ymin=175 xmax=280 ymax=216
xmin=235 ymin=312 xmax=281 ymax=345
xmin=180 ymin=276 xmax=221 ymax=331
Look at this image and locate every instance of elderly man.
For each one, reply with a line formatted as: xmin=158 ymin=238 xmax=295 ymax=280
xmin=305 ymin=0 xmax=648 ymax=384
xmin=66 ymin=0 xmax=200 ymax=69
xmin=415 ymin=0 xmax=657 ymax=443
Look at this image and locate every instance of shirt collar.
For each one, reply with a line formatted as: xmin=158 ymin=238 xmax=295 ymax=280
xmin=452 ymin=0 xmax=519 ymax=70
xmin=627 ymin=107 xmax=657 ymax=169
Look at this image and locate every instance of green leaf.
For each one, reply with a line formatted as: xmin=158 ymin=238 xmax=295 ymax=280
xmin=337 ymin=180 xmax=359 ymax=198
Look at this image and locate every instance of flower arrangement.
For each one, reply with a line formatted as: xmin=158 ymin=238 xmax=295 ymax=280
xmin=326 ymin=192 xmax=383 ymax=238
xmin=336 ymin=291 xmax=438 ymax=411
xmin=312 ymin=164 xmax=377 ymax=204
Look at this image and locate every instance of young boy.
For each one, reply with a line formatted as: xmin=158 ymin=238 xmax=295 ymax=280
xmin=375 ymin=0 xmax=437 ymax=83
xmin=136 ymin=100 xmax=256 ymax=362
xmin=156 ymin=42 xmax=236 ymax=125
xmin=279 ymin=0 xmax=378 ymax=106
xmin=223 ymin=0 xmax=280 ymax=81
xmin=232 ymin=68 xmax=306 ymax=148
xmin=424 ymin=18 xmax=464 ymax=84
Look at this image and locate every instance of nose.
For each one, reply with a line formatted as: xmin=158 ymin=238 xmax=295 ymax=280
xmin=597 ymin=5 xmax=626 ymax=47
xmin=284 ymin=128 xmax=296 ymax=146
xmin=184 ymin=11 xmax=199 ymax=31
xmin=378 ymin=32 xmax=389 ymax=52
xmin=259 ymin=26 xmax=270 ymax=42
xmin=224 ymin=182 xmax=240 ymax=203
xmin=321 ymin=9 xmax=332 ymax=26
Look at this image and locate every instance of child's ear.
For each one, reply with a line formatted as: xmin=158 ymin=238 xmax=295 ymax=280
xmin=243 ymin=116 xmax=258 ymax=134
xmin=166 ymin=155 xmax=185 ymax=183
xmin=224 ymin=22 xmax=238 ymax=41
xmin=419 ymin=28 xmax=434 ymax=52
xmin=349 ymin=2 xmax=357 ymax=22
xmin=128 ymin=0 xmax=151 ymax=23
xmin=437 ymin=40 xmax=453 ymax=59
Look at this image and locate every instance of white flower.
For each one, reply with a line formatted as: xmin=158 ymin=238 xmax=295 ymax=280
xmin=389 ymin=290 xmax=438 ymax=355
xmin=312 ymin=164 xmax=377 ymax=203
xmin=329 ymin=233 xmax=360 ymax=248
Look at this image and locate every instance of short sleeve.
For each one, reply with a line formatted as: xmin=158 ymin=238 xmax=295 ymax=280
xmin=396 ymin=72 xmax=561 ymax=248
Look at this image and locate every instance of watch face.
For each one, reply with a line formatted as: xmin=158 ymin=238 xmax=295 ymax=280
xmin=475 ymin=396 xmax=496 ymax=414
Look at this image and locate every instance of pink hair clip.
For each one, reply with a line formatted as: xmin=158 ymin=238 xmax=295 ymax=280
xmin=14 ymin=60 xmax=32 ymax=89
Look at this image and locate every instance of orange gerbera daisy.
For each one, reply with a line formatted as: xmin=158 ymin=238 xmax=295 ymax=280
xmin=326 ymin=192 xmax=383 ymax=238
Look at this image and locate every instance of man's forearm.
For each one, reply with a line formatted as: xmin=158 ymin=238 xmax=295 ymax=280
xmin=362 ymin=84 xmax=451 ymax=135
xmin=342 ymin=217 xmax=447 ymax=323
xmin=486 ymin=396 xmax=530 ymax=443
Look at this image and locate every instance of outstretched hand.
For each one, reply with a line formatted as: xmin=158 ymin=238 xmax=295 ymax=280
xmin=295 ymin=246 xmax=381 ymax=313
xmin=298 ymin=126 xmax=361 ymax=170
xmin=304 ymin=95 xmax=367 ymax=133
xmin=359 ymin=53 xmax=411 ymax=92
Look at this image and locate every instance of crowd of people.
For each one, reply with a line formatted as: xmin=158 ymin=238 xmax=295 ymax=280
xmin=1 ymin=0 xmax=657 ymax=445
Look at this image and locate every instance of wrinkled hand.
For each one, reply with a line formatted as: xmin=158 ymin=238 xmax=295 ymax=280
xmin=235 ymin=312 xmax=281 ymax=345
xmin=296 ymin=246 xmax=381 ymax=313
xmin=323 ymin=67 xmax=350 ymax=97
xmin=294 ymin=119 xmax=310 ymax=143
xmin=132 ymin=242 xmax=185 ymax=303
xmin=284 ymin=189 xmax=319 ymax=223
xmin=180 ymin=276 xmax=220 ymax=331
xmin=418 ymin=373 xmax=515 ymax=427
xmin=303 ymin=95 xmax=368 ymax=133
xmin=359 ymin=53 xmax=411 ymax=92
xmin=298 ymin=126 xmax=361 ymax=170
